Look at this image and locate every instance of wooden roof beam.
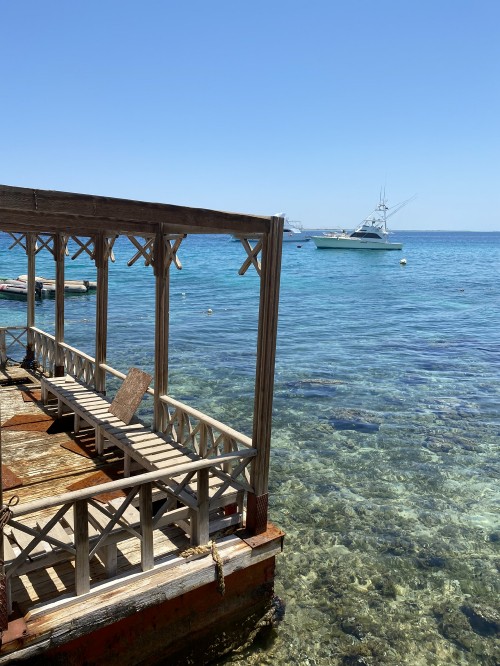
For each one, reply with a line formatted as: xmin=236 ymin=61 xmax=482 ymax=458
xmin=0 ymin=185 xmax=272 ymax=235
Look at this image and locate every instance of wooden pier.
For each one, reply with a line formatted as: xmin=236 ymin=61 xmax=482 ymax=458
xmin=0 ymin=185 xmax=284 ymax=665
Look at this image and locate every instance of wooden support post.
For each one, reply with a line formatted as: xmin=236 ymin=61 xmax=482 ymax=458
xmin=0 ymin=397 xmax=6 ymax=628
xmin=94 ymin=233 xmax=109 ymax=393
xmin=248 ymin=216 xmax=283 ymax=535
xmin=199 ymin=423 xmax=207 ymax=458
xmin=192 ymin=468 xmax=210 ymax=546
xmin=54 ymin=234 xmax=65 ymax=377
xmin=26 ymin=233 xmax=36 ymax=346
xmin=95 ymin=428 xmax=104 ymax=455
xmin=102 ymin=544 xmax=117 ymax=578
xmin=153 ymin=225 xmax=169 ymax=432
xmin=0 ymin=330 xmax=6 ymax=369
xmin=74 ymin=500 xmax=90 ymax=596
xmin=124 ymin=452 xmax=131 ymax=478
xmin=140 ymin=482 xmax=154 ymax=571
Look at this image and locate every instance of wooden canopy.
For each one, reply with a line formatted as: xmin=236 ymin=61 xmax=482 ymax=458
xmin=0 ymin=184 xmax=272 ymax=237
xmin=0 ymin=183 xmax=283 ymax=536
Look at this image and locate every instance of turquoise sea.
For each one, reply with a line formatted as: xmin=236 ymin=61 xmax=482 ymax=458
xmin=1 ymin=231 xmax=499 ymax=665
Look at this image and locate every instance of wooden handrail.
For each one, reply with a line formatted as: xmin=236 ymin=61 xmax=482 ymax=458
xmin=31 ymin=326 xmax=55 ymax=340
xmin=59 ymin=340 xmax=96 ymax=363
xmin=31 ymin=329 xmax=253 ymax=448
xmin=99 ymin=362 xmax=253 ymax=448
xmin=159 ymin=394 xmax=253 ymax=448
xmin=31 ymin=330 xmax=96 ymax=364
xmin=11 ymin=450 xmax=256 ymax=518
xmin=0 ymin=326 xmax=28 ymax=332
xmin=99 ymin=362 xmax=126 ymax=381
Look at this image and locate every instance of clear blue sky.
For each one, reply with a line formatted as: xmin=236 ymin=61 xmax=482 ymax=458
xmin=2 ymin=1 xmax=499 ymax=230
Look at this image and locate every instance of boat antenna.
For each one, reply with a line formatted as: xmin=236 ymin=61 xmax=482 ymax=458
xmin=385 ymin=194 xmax=417 ymax=220
xmin=376 ymin=187 xmax=389 ymax=231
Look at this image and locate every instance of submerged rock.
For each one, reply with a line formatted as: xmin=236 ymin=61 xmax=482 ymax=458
xmin=461 ymin=602 xmax=500 ymax=637
xmin=287 ymin=378 xmax=345 ymax=397
xmin=423 ymin=438 xmax=453 ymax=453
xmin=435 ymin=602 xmax=477 ymax=649
xmin=416 ymin=552 xmax=447 ymax=569
xmin=372 ymin=576 xmax=398 ymax=599
xmin=329 ymin=417 xmax=380 ymax=433
xmin=291 ymin=378 xmax=345 ymax=386
xmin=434 ymin=601 xmax=500 ymax=659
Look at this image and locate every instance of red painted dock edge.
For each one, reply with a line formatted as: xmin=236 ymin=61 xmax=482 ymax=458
xmin=1 ymin=526 xmax=285 ymax=665
xmin=32 ymin=558 xmax=277 ymax=666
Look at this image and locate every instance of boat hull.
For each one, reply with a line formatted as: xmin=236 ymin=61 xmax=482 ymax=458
xmin=232 ymin=234 xmax=309 ymax=243
xmin=311 ymin=236 xmax=402 ymax=250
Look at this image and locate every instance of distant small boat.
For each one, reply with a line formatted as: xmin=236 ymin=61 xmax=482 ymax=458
xmin=232 ymin=213 xmax=310 ymax=243
xmin=17 ymin=275 xmax=96 ymax=294
xmin=0 ymin=276 xmax=96 ymax=299
xmin=311 ymin=193 xmax=414 ymax=251
xmin=0 ymin=280 xmax=31 ymax=298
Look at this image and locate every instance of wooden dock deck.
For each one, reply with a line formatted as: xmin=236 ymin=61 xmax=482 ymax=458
xmin=0 ymin=367 xmax=283 ymax=664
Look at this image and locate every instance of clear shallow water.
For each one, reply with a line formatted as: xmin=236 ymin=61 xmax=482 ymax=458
xmin=1 ymin=231 xmax=499 ymax=665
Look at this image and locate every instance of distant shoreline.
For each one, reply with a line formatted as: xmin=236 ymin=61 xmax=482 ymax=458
xmin=303 ymin=228 xmax=500 ymax=233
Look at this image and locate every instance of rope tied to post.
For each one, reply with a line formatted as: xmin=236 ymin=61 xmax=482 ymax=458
xmin=0 ymin=496 xmax=19 ymax=533
xmin=211 ymin=540 xmax=225 ymax=596
xmin=179 ymin=539 xmax=225 ymax=596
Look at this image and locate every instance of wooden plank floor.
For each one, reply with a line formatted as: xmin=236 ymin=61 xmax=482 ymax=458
xmin=0 ymin=367 xmax=189 ymax=615
xmin=0 ymin=368 xmax=122 ymax=501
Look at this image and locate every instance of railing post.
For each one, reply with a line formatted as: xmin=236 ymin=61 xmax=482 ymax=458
xmin=74 ymin=500 xmax=90 ymax=595
xmin=26 ymin=233 xmax=36 ymax=349
xmin=94 ymin=233 xmax=109 ymax=393
xmin=248 ymin=216 xmax=283 ymax=535
xmin=0 ymin=330 xmax=6 ymax=369
xmin=0 ymin=396 xmax=7 ymax=628
xmin=102 ymin=545 xmax=118 ymax=577
xmin=140 ymin=483 xmax=154 ymax=571
xmin=54 ymin=234 xmax=66 ymax=377
xmin=191 ymin=468 xmax=209 ymax=546
xmin=153 ymin=224 xmax=169 ymax=432
xmin=199 ymin=423 xmax=207 ymax=458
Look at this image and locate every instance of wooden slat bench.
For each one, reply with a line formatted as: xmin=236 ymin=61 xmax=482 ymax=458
xmin=40 ymin=374 xmax=245 ymax=536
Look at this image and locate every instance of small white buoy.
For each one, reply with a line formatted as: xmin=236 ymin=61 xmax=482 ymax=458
xmin=207 ymin=308 xmax=213 ymax=315
xmin=400 ymin=258 xmax=407 ymax=265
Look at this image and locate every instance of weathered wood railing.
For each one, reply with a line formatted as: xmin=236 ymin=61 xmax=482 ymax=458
xmin=60 ymin=340 xmax=96 ymax=386
xmin=21 ymin=327 xmax=256 ymax=516
xmin=0 ymin=326 xmax=28 ymax=367
xmin=22 ymin=328 xmax=254 ymax=472
xmin=5 ymin=451 xmax=253 ymax=609
xmin=27 ymin=330 xmax=254 ymax=492
xmin=31 ymin=326 xmax=56 ymax=375
xmin=31 ymin=327 xmax=96 ymax=384
xmin=100 ymin=364 xmax=256 ymax=495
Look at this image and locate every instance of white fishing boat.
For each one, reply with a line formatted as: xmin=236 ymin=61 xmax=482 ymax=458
xmin=311 ymin=194 xmax=414 ymax=251
xmin=232 ymin=213 xmax=310 ymax=243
